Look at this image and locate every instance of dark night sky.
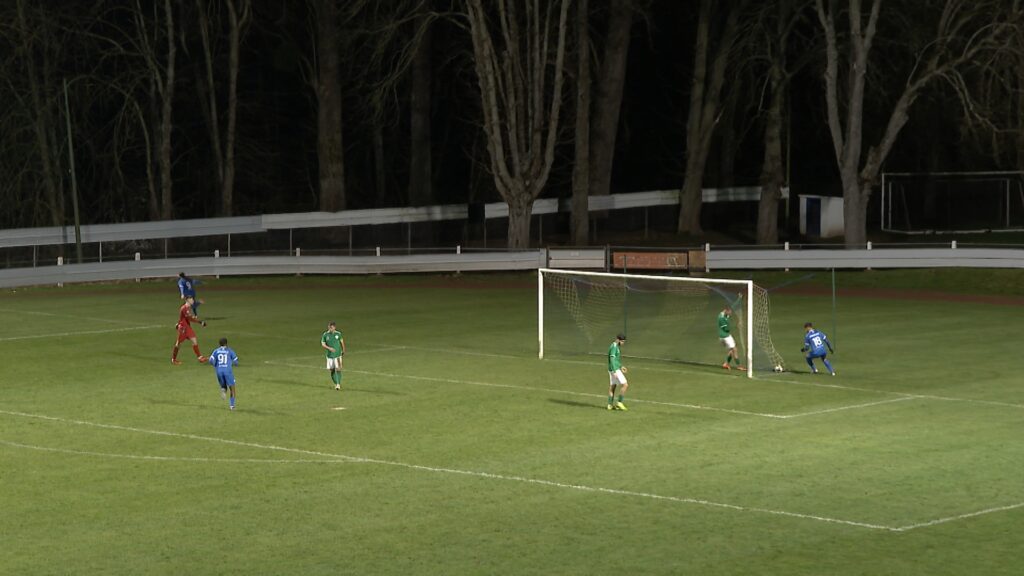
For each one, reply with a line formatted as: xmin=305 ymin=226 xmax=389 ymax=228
xmin=1 ymin=0 xmax=1015 ymax=235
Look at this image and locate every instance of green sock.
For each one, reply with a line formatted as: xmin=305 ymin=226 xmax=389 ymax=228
xmin=617 ymin=394 xmax=624 ymax=403
xmin=608 ymin=395 xmax=614 ymax=405
xmin=332 ymin=371 xmax=340 ymax=384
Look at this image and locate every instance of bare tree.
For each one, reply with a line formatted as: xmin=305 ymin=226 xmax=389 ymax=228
xmin=677 ymin=0 xmax=747 ymax=234
xmin=571 ymin=0 xmax=590 ymax=245
xmin=408 ymin=5 xmax=434 ymax=208
xmin=587 ymin=0 xmax=634 ymax=228
xmin=311 ymin=0 xmax=346 ymax=212
xmin=815 ymin=0 xmax=1021 ymax=246
xmin=13 ymin=0 xmax=64 ymax=228
xmin=464 ymin=0 xmax=573 ymax=249
xmin=152 ymin=0 xmax=177 ymax=220
xmin=754 ymin=0 xmax=810 ymax=244
xmin=194 ymin=0 xmax=252 ymax=216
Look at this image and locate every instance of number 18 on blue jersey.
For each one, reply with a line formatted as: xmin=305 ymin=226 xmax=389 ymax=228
xmin=803 ymin=330 xmax=831 ymax=356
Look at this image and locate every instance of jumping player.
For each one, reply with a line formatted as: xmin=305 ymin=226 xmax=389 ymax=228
xmin=209 ymin=337 xmax=240 ymax=410
xmin=178 ymin=272 xmax=203 ymax=315
xmin=801 ymin=322 xmax=836 ymax=375
xmin=172 ymin=296 xmax=207 ymax=365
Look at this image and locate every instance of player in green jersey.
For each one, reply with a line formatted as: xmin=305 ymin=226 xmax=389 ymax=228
xmin=320 ymin=321 xmax=346 ymax=390
xmin=607 ymin=333 xmax=629 ymax=411
xmin=718 ymin=303 xmax=746 ymax=372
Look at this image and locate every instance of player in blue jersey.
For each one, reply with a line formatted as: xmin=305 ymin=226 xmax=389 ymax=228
xmin=208 ymin=337 xmax=240 ymax=409
xmin=178 ymin=272 xmax=203 ymax=315
xmin=801 ymin=322 xmax=835 ymax=376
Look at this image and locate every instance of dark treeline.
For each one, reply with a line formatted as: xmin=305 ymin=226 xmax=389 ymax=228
xmin=1 ymin=0 xmax=1021 ymax=247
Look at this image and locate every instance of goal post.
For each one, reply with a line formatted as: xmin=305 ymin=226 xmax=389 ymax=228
xmin=881 ymin=171 xmax=1024 ymax=233
xmin=538 ymin=269 xmax=786 ymax=377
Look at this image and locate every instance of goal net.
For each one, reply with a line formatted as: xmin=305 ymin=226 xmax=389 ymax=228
xmin=538 ymin=269 xmax=786 ymax=377
xmin=881 ymin=171 xmax=1024 ymax=233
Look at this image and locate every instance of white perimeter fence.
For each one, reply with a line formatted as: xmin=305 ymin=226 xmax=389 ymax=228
xmin=2 ymin=243 xmax=1022 ymax=289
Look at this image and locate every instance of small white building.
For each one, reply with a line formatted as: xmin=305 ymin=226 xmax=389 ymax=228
xmin=799 ymin=195 xmax=844 ymax=238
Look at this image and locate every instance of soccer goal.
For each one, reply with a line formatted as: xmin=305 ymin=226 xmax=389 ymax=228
xmin=538 ymin=269 xmax=786 ymax=377
xmin=881 ymin=171 xmax=1024 ymax=233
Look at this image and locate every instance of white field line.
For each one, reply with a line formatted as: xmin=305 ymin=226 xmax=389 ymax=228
xmin=893 ymin=502 xmax=1024 ymax=531
xmin=0 ymin=440 xmax=355 ymax=464
xmin=0 ymin=307 xmax=148 ymax=326
xmin=769 ymin=376 xmax=1024 ymax=410
xmin=0 ymin=409 xmax=895 ymax=532
xmin=0 ymin=324 xmax=163 ymax=342
xmin=263 ymin=359 xmax=787 ymax=419
xmin=781 ymin=397 xmax=915 ymax=419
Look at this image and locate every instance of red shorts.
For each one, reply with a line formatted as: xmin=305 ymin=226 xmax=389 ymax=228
xmin=176 ymin=324 xmax=196 ymax=343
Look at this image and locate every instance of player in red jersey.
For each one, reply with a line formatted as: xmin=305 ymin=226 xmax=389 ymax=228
xmin=172 ymin=296 xmax=208 ymax=365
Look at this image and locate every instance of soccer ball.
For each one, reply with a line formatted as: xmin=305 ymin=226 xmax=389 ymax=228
xmin=773 ymin=365 xmax=784 ymax=373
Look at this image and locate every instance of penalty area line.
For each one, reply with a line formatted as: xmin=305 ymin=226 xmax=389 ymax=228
xmin=0 ymin=409 xmax=894 ymax=532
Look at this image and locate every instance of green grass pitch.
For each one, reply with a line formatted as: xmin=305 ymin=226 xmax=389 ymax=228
xmin=1 ymin=271 xmax=1022 ymax=575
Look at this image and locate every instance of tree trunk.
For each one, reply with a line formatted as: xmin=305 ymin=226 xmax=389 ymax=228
xmin=717 ymin=86 xmax=740 ymax=187
xmin=588 ymin=0 xmax=632 ymax=201
xmin=16 ymin=0 xmax=63 ymax=228
xmin=316 ymin=0 xmax=345 ymax=212
xmin=195 ymin=0 xmax=224 ymax=191
xmin=677 ymin=0 xmax=740 ymax=234
xmin=507 ymin=193 xmax=533 ymax=249
xmin=221 ymin=0 xmax=248 ymax=217
xmin=757 ymin=60 xmax=786 ymax=245
xmin=408 ymin=12 xmax=433 ymax=207
xmin=843 ymin=182 xmax=870 ymax=246
xmin=678 ymin=163 xmax=706 ymax=234
xmin=158 ymin=0 xmax=176 ymax=220
xmin=373 ymin=122 xmax=386 ymax=205
xmin=147 ymin=80 xmax=160 ymax=221
xmin=571 ymin=0 xmax=590 ymax=246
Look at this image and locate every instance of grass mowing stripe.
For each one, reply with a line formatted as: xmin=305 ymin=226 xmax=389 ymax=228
xmin=262 ymin=359 xmax=789 ymax=419
xmin=0 ymin=324 xmax=163 ymax=342
xmin=0 ymin=409 xmax=895 ymax=532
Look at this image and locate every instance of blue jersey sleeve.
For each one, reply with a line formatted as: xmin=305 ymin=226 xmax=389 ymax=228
xmin=230 ymin=348 xmax=239 ymax=366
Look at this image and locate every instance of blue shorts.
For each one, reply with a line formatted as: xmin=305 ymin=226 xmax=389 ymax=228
xmin=808 ymin=352 xmax=828 ymax=360
xmin=216 ymin=371 xmax=235 ymax=388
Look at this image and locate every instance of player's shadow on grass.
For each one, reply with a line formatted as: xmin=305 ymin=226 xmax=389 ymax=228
xmin=547 ymin=398 xmax=603 ymax=410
